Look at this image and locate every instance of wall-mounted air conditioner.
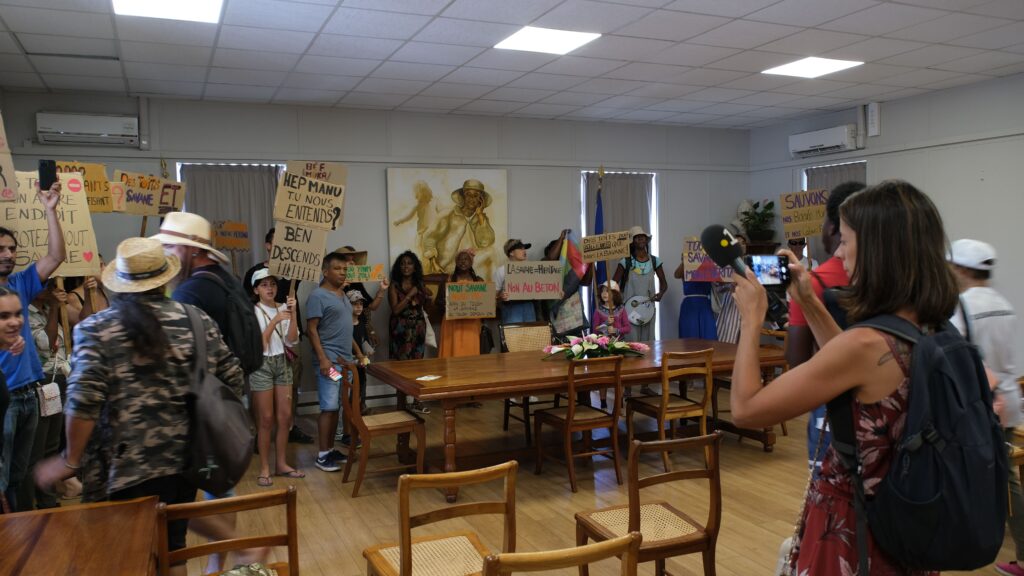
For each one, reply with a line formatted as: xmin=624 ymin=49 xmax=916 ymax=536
xmin=788 ymin=124 xmax=857 ymax=158
xmin=36 ymin=112 xmax=140 ymax=147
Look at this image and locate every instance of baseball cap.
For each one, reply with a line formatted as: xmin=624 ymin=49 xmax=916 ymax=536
xmin=503 ymin=238 xmax=531 ymax=255
xmin=949 ymin=239 xmax=997 ymax=271
xmin=251 ymin=267 xmax=276 ymax=287
xmin=346 ymin=290 xmax=365 ymax=303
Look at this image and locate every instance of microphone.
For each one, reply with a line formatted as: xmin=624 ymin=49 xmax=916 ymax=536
xmin=700 ymin=224 xmax=748 ymax=278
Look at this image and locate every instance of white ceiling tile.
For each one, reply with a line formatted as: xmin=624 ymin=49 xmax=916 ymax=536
xmin=0 ymin=0 xmax=110 ymax=11
xmin=718 ymin=73 xmax=798 ymax=91
xmin=467 ymin=49 xmax=558 ymax=72
xmin=0 ymin=33 xmax=19 ymax=54
xmin=400 ymin=95 xmax=472 ymax=110
xmin=208 ymin=67 xmax=288 ymax=87
xmin=0 ymin=70 xmax=43 ymax=88
xmin=894 ymin=0 xmax=989 ymax=9
xmin=691 ymin=102 xmax=762 ymax=115
xmin=371 ymin=61 xmax=455 ymax=82
xmin=686 ymin=20 xmax=803 ymax=50
xmin=511 ymin=103 xmax=581 ymax=117
xmin=0 ymin=6 xmax=112 ymax=38
xmin=880 ymin=45 xmax=984 ymax=67
xmin=663 ymin=0 xmax=779 ymax=18
xmin=571 ymin=35 xmax=674 ymax=61
xmin=819 ymin=83 xmax=894 ymax=99
xmin=30 ymin=54 xmax=121 ymax=77
xmin=878 ymin=87 xmax=932 ymax=101
xmin=887 ymin=13 xmax=1010 ymax=43
xmin=648 ymin=96 xmax=717 ymax=110
xmin=875 ymin=68 xmax=962 ymax=87
xmin=821 ymin=37 xmax=929 ymax=62
xmin=660 ymin=111 xmax=724 ymax=124
xmin=0 ymin=53 xmax=30 ymax=72
xmin=603 ymin=62 xmax=692 ymax=82
xmin=771 ymin=78 xmax=854 ymax=95
xmin=338 ymin=92 xmax=408 ymax=108
xmin=413 ymin=18 xmax=520 ymax=47
xmin=507 ymin=72 xmax=587 ymax=90
xmin=212 ymin=49 xmax=301 ymax=72
xmin=597 ymin=94 xmax=665 ymax=108
xmin=626 ymin=82 xmax=704 ymax=98
xmin=223 ymin=0 xmax=334 ymax=32
xmin=119 ymin=41 xmax=212 ymax=66
xmin=740 ymin=106 xmax=802 ymax=118
xmin=687 ymin=86 xmax=755 ymax=102
xmin=933 ymin=51 xmax=1024 ymax=73
xmin=285 ymin=72 xmax=363 ymax=91
xmin=755 ymin=29 xmax=868 ymax=56
xmin=965 ymin=0 xmax=1024 ymax=19
xmin=819 ymin=3 xmax=949 ymax=36
xmin=128 ymin=79 xmax=204 ymax=97
xmin=988 ymin=61 xmax=1024 ymax=76
xmin=440 ymin=0 xmax=562 ymax=24
xmin=123 ymin=62 xmax=208 ymax=82
xmin=324 ymin=7 xmax=431 ymax=40
xmin=781 ymin=95 xmax=851 ymax=109
xmin=295 ymin=54 xmax=381 ymax=76
xmin=700 ymin=116 xmax=753 ymax=127
xmin=947 ymin=21 xmax=1024 ymax=50
xmin=564 ymin=106 xmax=626 ymax=119
xmin=669 ymin=67 xmax=747 ymax=85
xmin=542 ymin=91 xmax=612 ymax=105
xmin=615 ymin=10 xmax=730 ymax=42
xmin=353 ymin=77 xmax=431 ymax=94
xmin=18 ymin=34 xmax=115 ymax=57
xmin=535 ymin=55 xmax=625 ymax=76
xmin=612 ymin=109 xmax=678 ymax=122
xmin=532 ymin=0 xmax=654 ymax=34
xmin=483 ymin=86 xmax=556 ymax=102
xmin=568 ymin=77 xmax=647 ymax=94
xmin=922 ymin=73 xmax=993 ymax=90
xmin=421 ymin=82 xmax=495 ymax=98
xmin=641 ymin=43 xmax=741 ymax=66
xmin=116 ymin=16 xmax=218 ymax=46
xmin=441 ymin=66 xmax=524 ymax=86
xmin=730 ymin=91 xmax=803 ymax=106
xmin=342 ymin=0 xmax=451 ymax=16
xmin=706 ymin=50 xmax=797 ymax=72
xmin=457 ymin=100 xmax=527 ymax=114
xmin=308 ymin=35 xmax=402 ymax=60
xmin=823 ymin=62 xmax=914 ymax=83
xmin=747 ymin=0 xmax=880 ymax=27
xmin=219 ymin=26 xmax=314 ymax=54
xmin=204 ymin=84 xmax=276 ymax=102
xmin=389 ymin=42 xmax=483 ymax=66
xmin=46 ymin=74 xmax=125 ymax=92
xmin=1006 ymin=43 xmax=1024 ymax=55
xmin=273 ymin=88 xmax=346 ymax=105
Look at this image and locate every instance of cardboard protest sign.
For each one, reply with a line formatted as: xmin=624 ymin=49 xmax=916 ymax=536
xmin=8 ymin=171 xmax=100 ymax=277
xmin=683 ymin=236 xmax=732 ymax=282
xmin=445 ymin=282 xmax=496 ymax=319
xmin=0 ymin=111 xmax=17 ymax=202
xmin=273 ymin=172 xmax=344 ymax=230
xmin=345 ymin=264 xmax=386 ymax=283
xmin=268 ymin=220 xmax=329 ymax=283
xmin=780 ymin=188 xmax=829 ymax=240
xmin=56 ymin=161 xmax=112 ymax=212
xmin=115 ymin=170 xmax=163 ymax=216
xmin=504 ymin=261 xmax=562 ymax=300
xmin=213 ymin=221 xmax=250 ymax=251
xmin=109 ymin=180 xmax=127 ymax=212
xmin=286 ymin=161 xmax=348 ymax=229
xmin=581 ymin=230 xmax=631 ymax=263
xmin=158 ymin=180 xmax=186 ymax=215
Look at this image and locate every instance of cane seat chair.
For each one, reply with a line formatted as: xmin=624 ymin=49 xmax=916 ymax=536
xmin=482 ymin=532 xmax=642 ymax=576
xmin=499 ymin=322 xmax=559 ymax=445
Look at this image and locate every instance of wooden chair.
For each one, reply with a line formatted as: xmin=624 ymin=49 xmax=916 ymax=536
xmin=711 ymin=328 xmax=789 ymax=436
xmin=625 ymin=349 xmax=714 ymax=472
xmin=363 ymin=461 xmax=518 ymax=576
xmin=157 ymin=487 xmax=298 ymax=576
xmin=534 ymin=355 xmax=624 ymax=493
xmin=575 ymin=434 xmax=724 ymax=576
xmin=483 ymin=532 xmax=642 ymax=576
xmin=499 ymin=322 xmax=559 ymax=446
xmin=340 ymin=360 xmax=425 ymax=497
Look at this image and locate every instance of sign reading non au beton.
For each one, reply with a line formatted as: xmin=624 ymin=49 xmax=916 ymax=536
xmin=445 ymin=282 xmax=496 ymax=319
xmin=581 ymin=230 xmax=631 ymax=263
xmin=504 ymin=261 xmax=562 ymax=300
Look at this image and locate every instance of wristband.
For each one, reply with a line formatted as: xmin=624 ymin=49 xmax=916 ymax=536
xmin=63 ymin=452 xmax=81 ymax=470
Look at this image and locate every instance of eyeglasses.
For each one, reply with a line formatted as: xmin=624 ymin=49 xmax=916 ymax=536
xmin=787 ymin=240 xmax=806 ymax=246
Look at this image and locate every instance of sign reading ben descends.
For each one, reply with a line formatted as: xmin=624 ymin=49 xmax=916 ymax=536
xmin=268 ymin=220 xmax=329 ymax=283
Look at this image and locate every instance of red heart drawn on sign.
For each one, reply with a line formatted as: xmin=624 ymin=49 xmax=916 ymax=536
xmin=83 ymin=251 xmax=94 ymax=262
xmin=68 ymin=179 xmax=83 ymax=193
xmin=0 ymin=188 xmax=13 ymax=200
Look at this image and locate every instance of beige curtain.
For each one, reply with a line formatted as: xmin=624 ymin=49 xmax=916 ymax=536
xmin=805 ymin=161 xmax=866 ymax=193
xmin=584 ymin=172 xmax=654 ymax=237
xmin=181 ymin=163 xmax=281 ymax=272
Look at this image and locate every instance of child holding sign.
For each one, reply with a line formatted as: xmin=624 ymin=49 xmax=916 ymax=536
xmin=592 ymin=280 xmax=630 ymax=337
xmin=438 ymin=249 xmax=483 ymax=358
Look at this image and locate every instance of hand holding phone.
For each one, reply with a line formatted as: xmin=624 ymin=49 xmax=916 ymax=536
xmin=38 ymin=160 xmax=58 ymax=191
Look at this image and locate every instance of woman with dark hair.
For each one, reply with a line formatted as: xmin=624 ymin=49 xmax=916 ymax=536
xmin=730 ymin=180 xmax=959 ymax=575
xmin=437 ymin=248 xmax=483 ymax=358
xmin=0 ymin=286 xmax=26 ymax=448
xmin=388 ymin=251 xmax=430 ymax=413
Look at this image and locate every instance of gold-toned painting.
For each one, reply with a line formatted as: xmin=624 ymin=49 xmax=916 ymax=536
xmin=387 ymin=168 xmax=507 ymax=281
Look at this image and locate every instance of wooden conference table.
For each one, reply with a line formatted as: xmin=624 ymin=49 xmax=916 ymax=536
xmin=0 ymin=495 xmax=160 ymax=575
xmin=367 ymin=338 xmax=786 ymax=500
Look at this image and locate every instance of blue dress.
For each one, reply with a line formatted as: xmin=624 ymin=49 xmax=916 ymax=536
xmin=678 ymin=281 xmax=716 ymax=339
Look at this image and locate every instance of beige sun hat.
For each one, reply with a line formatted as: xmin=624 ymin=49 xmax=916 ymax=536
xmin=102 ymin=237 xmax=182 ymax=293
xmin=149 ymin=212 xmax=230 ymax=266
xmin=628 ymin=225 xmax=650 ymax=240
xmin=332 ymin=245 xmax=368 ymax=265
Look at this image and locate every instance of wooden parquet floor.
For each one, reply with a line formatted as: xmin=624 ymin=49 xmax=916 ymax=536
xmin=185 ymin=390 xmax=1016 ymax=575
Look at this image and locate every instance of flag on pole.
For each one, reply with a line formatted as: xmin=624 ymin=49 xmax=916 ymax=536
xmin=592 ymin=174 xmax=607 ymax=311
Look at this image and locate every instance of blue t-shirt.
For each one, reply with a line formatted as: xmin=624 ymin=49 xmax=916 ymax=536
xmin=1 ymin=264 xmax=46 ymax=390
xmin=306 ymin=286 xmax=353 ymax=363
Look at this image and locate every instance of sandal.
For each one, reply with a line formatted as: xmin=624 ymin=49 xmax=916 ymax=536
xmin=256 ymin=476 xmax=273 ymax=487
xmin=276 ymin=469 xmax=306 ymax=479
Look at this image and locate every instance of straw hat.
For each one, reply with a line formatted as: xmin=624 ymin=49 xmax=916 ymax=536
xmin=149 ymin=212 xmax=230 ymax=266
xmin=102 ymin=237 xmax=181 ymax=293
xmin=332 ymin=246 xmax=367 ymax=265
xmin=451 ymin=179 xmax=493 ymax=208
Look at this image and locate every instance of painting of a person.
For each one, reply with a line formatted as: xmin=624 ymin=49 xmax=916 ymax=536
xmin=392 ymin=180 xmax=437 ymax=253
xmin=422 ymin=179 xmax=495 ymax=276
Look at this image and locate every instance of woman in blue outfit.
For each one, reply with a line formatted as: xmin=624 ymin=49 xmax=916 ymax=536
xmin=673 ymin=256 xmax=716 ymax=339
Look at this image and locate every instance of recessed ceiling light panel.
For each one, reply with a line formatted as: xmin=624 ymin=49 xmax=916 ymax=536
xmin=113 ymin=0 xmax=223 ymax=24
xmin=762 ymin=57 xmax=863 ymax=79
xmin=495 ymin=26 xmax=600 ymax=56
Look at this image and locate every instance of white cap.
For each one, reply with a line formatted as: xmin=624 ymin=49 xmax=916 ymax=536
xmin=949 ymin=239 xmax=997 ymax=271
xmin=251 ymin=267 xmax=276 ymax=287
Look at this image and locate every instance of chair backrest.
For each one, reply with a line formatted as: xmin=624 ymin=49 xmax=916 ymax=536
xmin=482 ymin=532 xmax=642 ymax=576
xmin=760 ymin=328 xmax=788 ymax=369
xmin=499 ymin=322 xmax=554 ymax=353
xmin=627 ymin=434 xmax=723 ymax=540
xmin=157 ymin=487 xmax=298 ymax=576
xmin=566 ymin=356 xmax=623 ymax=422
xmin=339 ymin=360 xmax=367 ymax=432
xmin=398 ymin=461 xmax=518 ymax=576
xmin=658 ymin=349 xmax=714 ymax=415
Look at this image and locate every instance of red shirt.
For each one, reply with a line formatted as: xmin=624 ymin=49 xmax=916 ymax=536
xmin=788 ymin=256 xmax=849 ymax=327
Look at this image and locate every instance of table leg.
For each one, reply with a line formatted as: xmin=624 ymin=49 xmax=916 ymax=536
xmin=444 ymin=400 xmax=458 ymax=503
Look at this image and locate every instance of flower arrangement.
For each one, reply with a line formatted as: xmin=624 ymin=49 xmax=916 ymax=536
xmin=543 ymin=334 xmax=650 ymax=360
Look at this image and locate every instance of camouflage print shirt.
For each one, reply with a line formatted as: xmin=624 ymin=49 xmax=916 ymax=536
xmin=66 ymin=295 xmax=244 ymax=501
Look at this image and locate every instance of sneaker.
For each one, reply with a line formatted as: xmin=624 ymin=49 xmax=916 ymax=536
xmin=410 ymin=401 xmax=431 ymax=414
xmin=315 ymin=451 xmax=342 ymax=472
xmin=328 ymin=448 xmax=348 ymax=462
xmin=340 ymin=434 xmax=363 ymax=449
xmin=996 ymin=562 xmax=1024 ymax=576
xmin=288 ymin=426 xmax=315 ymax=444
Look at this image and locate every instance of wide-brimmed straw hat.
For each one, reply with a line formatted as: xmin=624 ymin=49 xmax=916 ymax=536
xmin=149 ymin=212 xmax=230 ymax=266
xmin=451 ymin=179 xmax=493 ymax=208
xmin=332 ymin=245 xmax=367 ymax=265
xmin=102 ymin=237 xmax=181 ymax=293
xmin=628 ymin=225 xmax=651 ymax=240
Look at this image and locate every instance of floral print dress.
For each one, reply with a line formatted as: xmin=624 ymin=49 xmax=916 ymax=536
xmin=389 ymin=284 xmax=426 ymax=361
xmin=791 ymin=334 xmax=937 ymax=576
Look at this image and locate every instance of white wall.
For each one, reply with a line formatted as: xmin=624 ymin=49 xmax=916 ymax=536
xmin=748 ymin=72 xmax=1024 ymax=370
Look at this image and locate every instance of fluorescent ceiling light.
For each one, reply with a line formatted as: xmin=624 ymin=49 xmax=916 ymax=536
xmin=113 ymin=0 xmax=223 ymax=24
xmin=495 ymin=26 xmax=600 ymax=56
xmin=762 ymin=57 xmax=863 ymax=79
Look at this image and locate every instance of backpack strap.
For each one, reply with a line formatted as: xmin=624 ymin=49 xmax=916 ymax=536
xmin=852 ymin=313 xmax=922 ymax=344
xmin=958 ymin=296 xmax=973 ymax=344
xmin=183 ymin=304 xmax=207 ymax=386
xmin=193 ymin=270 xmax=229 ymax=293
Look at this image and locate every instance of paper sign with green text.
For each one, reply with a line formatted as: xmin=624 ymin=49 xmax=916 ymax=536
xmin=345 ymin=264 xmax=386 ymax=283
xmin=445 ymin=282 xmax=496 ymax=319
xmin=780 ymin=188 xmax=829 ymax=241
xmin=56 ymin=161 xmax=112 ymax=213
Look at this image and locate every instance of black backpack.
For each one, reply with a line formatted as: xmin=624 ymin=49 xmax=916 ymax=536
xmin=181 ymin=305 xmax=255 ymax=495
xmin=193 ymin=270 xmax=264 ymax=375
xmin=828 ymin=314 xmax=1007 ymax=574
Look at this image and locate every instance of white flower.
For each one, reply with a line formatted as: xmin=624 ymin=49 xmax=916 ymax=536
xmin=571 ymin=344 xmax=583 ymax=355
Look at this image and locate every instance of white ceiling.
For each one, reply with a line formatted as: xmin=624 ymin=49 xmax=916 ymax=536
xmin=1 ymin=0 xmax=1023 ymax=129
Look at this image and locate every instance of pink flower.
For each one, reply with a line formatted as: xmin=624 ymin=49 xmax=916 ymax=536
xmin=569 ymin=337 xmax=582 ymax=346
xmin=596 ymin=336 xmax=610 ymax=347
xmin=543 ymin=345 xmax=554 ymax=354
xmin=628 ymin=342 xmax=650 ymax=352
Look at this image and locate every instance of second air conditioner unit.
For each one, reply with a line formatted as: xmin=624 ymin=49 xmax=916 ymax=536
xmin=789 ymin=124 xmax=857 ymax=158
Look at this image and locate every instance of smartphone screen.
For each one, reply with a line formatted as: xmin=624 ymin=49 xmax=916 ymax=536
xmin=745 ymin=255 xmax=790 ymax=287
xmin=38 ymin=159 xmax=58 ymax=191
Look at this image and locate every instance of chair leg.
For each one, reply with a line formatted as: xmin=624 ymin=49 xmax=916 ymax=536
xmin=502 ymin=399 xmax=511 ymax=431
xmin=352 ymin=432 xmax=369 ymax=497
xmin=576 ymin=523 xmax=590 ymax=576
xmin=522 ymin=397 xmax=532 ymax=446
xmin=626 ymin=404 xmax=635 ymax=445
xmin=564 ymin=430 xmax=578 ymax=493
xmin=534 ymin=418 xmax=544 ymax=475
xmin=610 ymin=424 xmax=623 ymax=486
xmin=342 ymin=433 xmax=356 ymax=483
xmin=414 ymin=423 xmax=425 ymax=474
xmin=780 ymin=420 xmax=789 ymax=436
xmin=702 ymin=548 xmax=716 ymax=576
xmin=711 ymin=383 xmax=720 ymax=428
xmin=659 ymin=418 xmax=671 ymax=473
xmin=655 ymin=558 xmax=666 ymax=576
